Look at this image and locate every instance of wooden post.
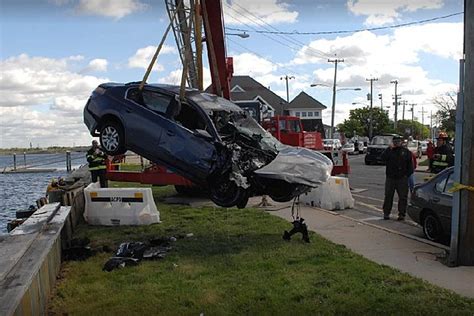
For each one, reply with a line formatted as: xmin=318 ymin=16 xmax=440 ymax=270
xmin=23 ymin=152 xmax=26 ymax=167
xmin=457 ymin=0 xmax=474 ymax=265
xmin=66 ymin=151 xmax=71 ymax=172
xmin=13 ymin=153 xmax=17 ymax=171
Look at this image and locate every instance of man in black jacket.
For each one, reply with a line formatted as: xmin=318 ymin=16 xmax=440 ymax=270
xmin=87 ymin=140 xmax=108 ymax=188
xmin=381 ymin=136 xmax=413 ymax=220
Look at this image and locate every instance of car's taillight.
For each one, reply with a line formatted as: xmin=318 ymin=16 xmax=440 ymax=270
xmin=93 ymin=86 xmax=106 ymax=95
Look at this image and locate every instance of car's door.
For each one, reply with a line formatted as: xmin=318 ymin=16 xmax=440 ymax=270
xmin=159 ymin=100 xmax=217 ymax=181
xmin=124 ymin=88 xmax=171 ymax=161
xmin=432 ymin=171 xmax=453 ymax=233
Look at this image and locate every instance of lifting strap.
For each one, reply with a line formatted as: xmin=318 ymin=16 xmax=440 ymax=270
xmin=139 ymin=0 xmax=183 ymax=91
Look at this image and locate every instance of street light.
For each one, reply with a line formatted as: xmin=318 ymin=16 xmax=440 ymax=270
xmin=225 ymin=32 xmax=250 ymax=38
xmin=311 ymin=84 xmax=361 ymax=138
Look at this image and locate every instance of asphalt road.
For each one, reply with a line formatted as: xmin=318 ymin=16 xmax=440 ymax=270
xmin=343 ymin=153 xmax=432 ymax=242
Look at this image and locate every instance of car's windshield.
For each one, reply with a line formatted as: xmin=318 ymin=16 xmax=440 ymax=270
xmin=323 ymin=140 xmax=334 ymax=144
xmin=371 ymin=136 xmax=392 ymax=145
xmin=343 ymin=144 xmax=353 ymax=148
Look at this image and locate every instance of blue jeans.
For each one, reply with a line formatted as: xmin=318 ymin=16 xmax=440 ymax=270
xmin=408 ymin=174 xmax=415 ymax=192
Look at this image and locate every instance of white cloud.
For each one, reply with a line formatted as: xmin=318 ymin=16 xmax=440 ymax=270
xmin=75 ymin=0 xmax=147 ymax=19
xmin=128 ymin=45 xmax=176 ymax=71
xmin=0 ymin=54 xmax=108 ymax=147
xmin=223 ymin=0 xmax=298 ymax=25
xmin=84 ymin=58 xmax=108 ymax=72
xmin=347 ymin=0 xmax=444 ymax=26
xmin=233 ymin=52 xmax=277 ymax=76
xmin=290 ymin=22 xmax=462 ymax=126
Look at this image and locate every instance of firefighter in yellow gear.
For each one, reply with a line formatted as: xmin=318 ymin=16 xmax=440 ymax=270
xmin=87 ymin=140 xmax=108 ymax=187
xmin=432 ymin=132 xmax=454 ymax=173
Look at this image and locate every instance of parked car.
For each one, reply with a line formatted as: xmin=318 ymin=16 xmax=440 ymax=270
xmin=418 ymin=141 xmax=428 ymax=158
xmin=364 ymin=134 xmax=400 ymax=165
xmin=406 ymin=140 xmax=418 ymax=156
xmin=407 ymin=167 xmax=454 ymax=242
xmin=323 ymin=139 xmax=342 ymax=151
xmin=354 ymin=140 xmax=366 ymax=154
xmin=342 ymin=143 xmax=356 ymax=155
xmin=84 ymin=82 xmax=333 ymax=208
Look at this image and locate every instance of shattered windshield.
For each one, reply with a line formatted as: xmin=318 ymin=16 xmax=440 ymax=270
xmin=213 ymin=110 xmax=284 ymax=152
xmin=233 ymin=114 xmax=285 ymax=151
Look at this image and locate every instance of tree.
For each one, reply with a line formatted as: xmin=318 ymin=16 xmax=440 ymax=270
xmin=395 ymin=119 xmax=430 ymax=139
xmin=337 ymin=107 xmax=392 ymax=138
xmin=432 ymin=92 xmax=456 ymax=136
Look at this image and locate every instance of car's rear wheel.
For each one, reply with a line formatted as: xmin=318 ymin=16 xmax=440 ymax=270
xmin=365 ymin=158 xmax=371 ymax=165
xmin=209 ymin=178 xmax=248 ymax=208
xmin=423 ymin=212 xmax=443 ymax=242
xmin=100 ymin=120 xmax=126 ymax=156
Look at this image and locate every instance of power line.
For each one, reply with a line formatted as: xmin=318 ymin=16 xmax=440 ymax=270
xmin=225 ymin=2 xmax=332 ymax=60
xmin=226 ymin=12 xmax=463 ymax=36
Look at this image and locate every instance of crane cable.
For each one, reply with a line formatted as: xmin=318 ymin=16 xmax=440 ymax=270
xmin=139 ymin=0 xmax=184 ymax=91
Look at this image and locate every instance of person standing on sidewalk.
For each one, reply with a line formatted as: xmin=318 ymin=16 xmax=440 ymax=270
xmin=87 ymin=140 xmax=108 ymax=188
xmin=381 ymin=136 xmax=414 ymax=220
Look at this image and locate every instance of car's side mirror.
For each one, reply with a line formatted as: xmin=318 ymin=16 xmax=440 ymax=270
xmin=193 ymin=129 xmax=213 ymax=140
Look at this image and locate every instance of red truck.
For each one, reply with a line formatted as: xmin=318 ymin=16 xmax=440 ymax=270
xmin=262 ymin=115 xmax=350 ymax=176
xmin=261 ymin=116 xmax=324 ymax=150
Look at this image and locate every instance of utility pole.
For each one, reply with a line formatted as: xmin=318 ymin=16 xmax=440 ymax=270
xmin=410 ymin=103 xmax=416 ymax=137
xmin=391 ymin=79 xmax=399 ymax=129
xmin=418 ymin=106 xmax=428 ymax=137
xmin=328 ymin=58 xmax=344 ymax=139
xmin=430 ymin=110 xmax=433 ymax=140
xmin=280 ymin=75 xmax=295 ymax=103
xmin=366 ymin=77 xmax=378 ymax=139
xmin=450 ymin=0 xmax=474 ymax=266
xmin=401 ymin=100 xmax=408 ymax=120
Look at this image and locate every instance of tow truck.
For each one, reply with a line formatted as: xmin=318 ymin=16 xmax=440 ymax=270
xmin=105 ymin=0 xmax=349 ymax=188
xmin=261 ymin=115 xmax=350 ymax=176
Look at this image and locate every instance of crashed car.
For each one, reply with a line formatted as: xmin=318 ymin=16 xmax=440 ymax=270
xmin=84 ymin=82 xmax=333 ymax=208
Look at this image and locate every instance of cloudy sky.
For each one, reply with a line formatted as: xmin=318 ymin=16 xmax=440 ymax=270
xmin=0 ymin=0 xmax=464 ymax=148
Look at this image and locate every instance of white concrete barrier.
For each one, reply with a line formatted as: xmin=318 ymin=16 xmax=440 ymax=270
xmin=84 ymin=183 xmax=160 ymax=226
xmin=300 ymin=176 xmax=354 ymax=210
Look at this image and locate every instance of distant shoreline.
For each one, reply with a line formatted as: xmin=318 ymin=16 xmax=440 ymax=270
xmin=0 ymin=146 xmax=89 ymax=155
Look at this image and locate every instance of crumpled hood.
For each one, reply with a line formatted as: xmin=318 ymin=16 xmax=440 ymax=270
xmin=254 ymin=146 xmax=333 ymax=187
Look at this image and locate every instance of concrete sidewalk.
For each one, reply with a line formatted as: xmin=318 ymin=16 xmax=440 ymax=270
xmin=267 ymin=205 xmax=474 ymax=299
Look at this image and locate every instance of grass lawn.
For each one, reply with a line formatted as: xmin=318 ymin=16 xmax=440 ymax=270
xmin=49 ymin=182 xmax=474 ymax=315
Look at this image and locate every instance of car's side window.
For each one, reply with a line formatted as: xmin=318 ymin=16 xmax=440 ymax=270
xmin=142 ymin=90 xmax=172 ymax=114
xmin=126 ymin=88 xmax=173 ymax=115
xmin=174 ymin=103 xmax=209 ymax=133
xmin=435 ymin=176 xmax=447 ymax=193
xmin=443 ymin=173 xmax=454 ymax=196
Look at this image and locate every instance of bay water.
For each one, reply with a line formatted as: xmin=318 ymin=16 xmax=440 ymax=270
xmin=0 ymin=152 xmax=87 ymax=234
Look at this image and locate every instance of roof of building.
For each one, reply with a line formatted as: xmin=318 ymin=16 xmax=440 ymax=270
xmin=289 ymin=91 xmax=327 ymax=109
xmin=206 ymin=75 xmax=288 ymax=114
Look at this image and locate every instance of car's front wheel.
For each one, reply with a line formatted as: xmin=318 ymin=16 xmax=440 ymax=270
xmin=209 ymin=178 xmax=248 ymax=208
xmin=423 ymin=212 xmax=443 ymax=242
xmin=100 ymin=120 xmax=126 ymax=156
